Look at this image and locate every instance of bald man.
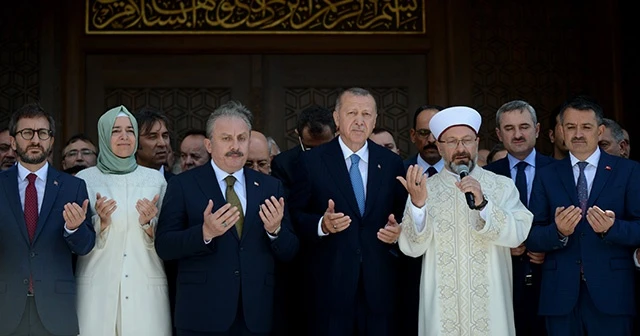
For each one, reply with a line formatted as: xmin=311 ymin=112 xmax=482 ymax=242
xmin=247 ymin=130 xmax=271 ymax=175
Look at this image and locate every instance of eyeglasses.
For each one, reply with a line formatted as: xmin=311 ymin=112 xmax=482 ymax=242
xmin=438 ymin=137 xmax=477 ymax=148
xmin=415 ymin=129 xmax=432 ymax=138
xmin=245 ymin=160 xmax=270 ymax=170
xmin=15 ymin=128 xmax=53 ymax=140
xmin=64 ymin=149 xmax=97 ymax=158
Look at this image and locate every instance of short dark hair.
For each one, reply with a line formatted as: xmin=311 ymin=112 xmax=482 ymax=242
xmin=297 ymin=105 xmax=336 ymax=136
xmin=134 ymin=107 xmax=170 ymax=135
xmin=9 ymin=102 xmax=56 ymax=137
xmin=413 ymin=104 xmax=444 ymax=129
xmin=181 ymin=129 xmax=207 ymax=142
xmin=0 ymin=125 xmax=9 ymax=133
xmin=63 ymin=133 xmax=96 ymax=149
xmin=602 ymin=118 xmax=625 ymax=143
xmin=558 ymin=95 xmax=604 ymax=126
xmin=372 ymin=127 xmax=393 ymax=136
xmin=486 ymin=143 xmax=506 ymax=164
xmin=548 ymin=104 xmax=562 ymax=131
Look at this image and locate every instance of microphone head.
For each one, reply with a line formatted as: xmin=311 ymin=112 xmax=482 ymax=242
xmin=454 ymin=164 xmax=470 ymax=176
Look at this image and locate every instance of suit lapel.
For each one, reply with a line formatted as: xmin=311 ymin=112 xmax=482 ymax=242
xmin=33 ymin=168 xmax=61 ymax=243
xmin=559 ymin=157 xmax=580 ymax=206
xmin=195 ymin=164 xmax=239 ymax=241
xmin=364 ymin=143 xmax=382 ymax=218
xmin=1 ymin=168 xmax=30 ymax=244
xmin=499 ymin=158 xmax=512 ymax=178
xmin=322 ymin=139 xmax=361 ymax=217
xmin=241 ymin=168 xmax=261 ymax=240
xmin=588 ymin=152 xmax=614 ymax=207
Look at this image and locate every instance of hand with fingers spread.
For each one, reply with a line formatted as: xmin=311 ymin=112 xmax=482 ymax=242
xmin=555 ymin=205 xmax=582 ymax=237
xmin=377 ymin=214 xmax=401 ymax=244
xmin=586 ymin=205 xmax=615 ymax=234
xmin=260 ymin=196 xmax=285 ymax=234
xmin=63 ymin=199 xmax=90 ymax=230
xmin=396 ymin=164 xmax=428 ymax=208
xmin=202 ymin=200 xmax=241 ymax=241
xmin=136 ymin=194 xmax=160 ymax=225
xmin=321 ymin=199 xmax=351 ymax=234
xmin=95 ymin=192 xmax=117 ymax=232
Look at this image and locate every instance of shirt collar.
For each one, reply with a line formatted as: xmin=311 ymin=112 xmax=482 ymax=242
xmin=338 ymin=136 xmax=369 ymax=163
xmin=417 ymin=155 xmax=444 ymax=172
xmin=508 ymin=149 xmax=537 ymax=170
xmin=159 ymin=165 xmax=165 ymax=175
xmin=17 ymin=162 xmax=49 ymax=183
xmin=569 ymin=147 xmax=601 ymax=168
xmin=210 ymin=160 xmax=245 ymax=188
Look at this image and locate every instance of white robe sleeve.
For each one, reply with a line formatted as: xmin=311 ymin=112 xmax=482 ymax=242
xmin=473 ymin=182 xmax=533 ymax=248
xmin=398 ymin=197 xmax=433 ymax=258
xmin=92 ymin=214 xmax=110 ymax=250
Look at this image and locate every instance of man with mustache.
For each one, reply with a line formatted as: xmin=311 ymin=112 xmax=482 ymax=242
xmin=156 ymin=101 xmax=298 ymax=336
xmin=0 ymin=126 xmax=17 ymax=170
xmin=0 ymin=103 xmax=95 ymax=335
xmin=397 ymin=106 xmax=532 ymax=335
xmin=60 ymin=133 xmax=97 ymax=172
xmin=484 ymin=100 xmax=554 ymax=336
xmin=289 ymin=88 xmax=407 ymax=335
xmin=527 ymin=96 xmax=640 ymax=335
xmin=134 ymin=107 xmax=173 ymax=181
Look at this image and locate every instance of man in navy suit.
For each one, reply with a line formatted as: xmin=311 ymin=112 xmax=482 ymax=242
xmin=269 ymin=105 xmax=335 ymax=336
xmin=155 ymin=101 xmax=299 ymax=336
xmin=0 ymin=103 xmax=95 ymax=336
xmin=484 ymin=100 xmax=554 ymax=336
xmin=290 ymin=88 xmax=407 ymax=336
xmin=527 ymin=96 xmax=640 ymax=335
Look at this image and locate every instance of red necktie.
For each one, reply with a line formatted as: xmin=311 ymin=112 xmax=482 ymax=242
xmin=24 ymin=173 xmax=38 ymax=293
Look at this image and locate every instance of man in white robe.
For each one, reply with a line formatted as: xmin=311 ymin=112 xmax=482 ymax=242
xmin=397 ymin=106 xmax=533 ymax=336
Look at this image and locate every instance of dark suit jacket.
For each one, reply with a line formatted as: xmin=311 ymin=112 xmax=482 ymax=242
xmin=402 ymin=154 xmax=418 ymax=171
xmin=289 ymin=138 xmax=407 ymax=334
xmin=527 ymin=151 xmax=640 ymax=316
xmin=155 ymin=164 xmax=299 ymax=334
xmin=271 ymin=145 xmax=303 ymax=198
xmin=0 ymin=165 xmax=95 ymax=336
xmin=164 ymin=169 xmax=175 ymax=181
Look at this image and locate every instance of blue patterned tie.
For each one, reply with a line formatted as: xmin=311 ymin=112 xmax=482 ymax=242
xmin=350 ymin=154 xmax=366 ymax=216
xmin=515 ymin=161 xmax=529 ymax=207
xmin=576 ymin=161 xmax=589 ymax=214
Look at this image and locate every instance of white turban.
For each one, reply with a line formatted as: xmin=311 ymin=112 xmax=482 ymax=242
xmin=429 ymin=106 xmax=482 ymax=140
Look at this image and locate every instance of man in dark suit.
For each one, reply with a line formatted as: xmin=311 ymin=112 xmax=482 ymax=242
xmin=0 ymin=103 xmax=95 ymax=336
xmin=269 ymin=105 xmax=335 ymax=336
xmin=527 ymin=96 xmax=640 ymax=335
xmin=403 ymin=104 xmax=444 ymax=173
xmin=290 ymin=88 xmax=407 ymax=336
xmin=155 ymin=101 xmax=299 ymax=336
xmin=484 ymin=100 xmax=554 ymax=336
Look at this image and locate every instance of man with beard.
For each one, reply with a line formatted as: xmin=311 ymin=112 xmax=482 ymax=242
xmin=0 ymin=126 xmax=17 ymax=170
xmin=60 ymin=133 xmax=97 ymax=172
xmin=484 ymin=100 xmax=554 ymax=336
xmin=134 ymin=107 xmax=173 ymax=181
xmin=397 ymin=106 xmax=532 ymax=335
xmin=527 ymin=96 xmax=640 ymax=335
xmin=405 ymin=105 xmax=444 ymax=174
xmin=0 ymin=103 xmax=95 ymax=335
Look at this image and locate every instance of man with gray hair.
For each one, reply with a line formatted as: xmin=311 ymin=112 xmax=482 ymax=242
xmin=156 ymin=101 xmax=299 ymax=336
xmin=599 ymin=118 xmax=628 ymax=158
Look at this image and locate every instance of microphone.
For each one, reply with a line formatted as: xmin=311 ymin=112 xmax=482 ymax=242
xmin=455 ymin=164 xmax=475 ymax=209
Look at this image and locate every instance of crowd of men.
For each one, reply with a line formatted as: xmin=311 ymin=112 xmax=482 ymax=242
xmin=0 ymin=90 xmax=639 ymax=336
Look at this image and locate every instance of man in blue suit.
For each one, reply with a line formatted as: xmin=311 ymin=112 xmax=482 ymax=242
xmin=527 ymin=96 xmax=640 ymax=335
xmin=485 ymin=100 xmax=554 ymax=336
xmin=155 ymin=101 xmax=299 ymax=336
xmin=0 ymin=103 xmax=95 ymax=336
xmin=290 ymin=88 xmax=407 ymax=336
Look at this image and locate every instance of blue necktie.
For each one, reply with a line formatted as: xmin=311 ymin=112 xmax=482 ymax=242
xmin=427 ymin=166 xmax=438 ymax=177
xmin=515 ymin=161 xmax=528 ymax=207
xmin=350 ymin=154 xmax=365 ymax=216
xmin=577 ymin=161 xmax=589 ymax=214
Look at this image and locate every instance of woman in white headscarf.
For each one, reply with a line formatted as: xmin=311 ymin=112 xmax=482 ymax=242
xmin=75 ymin=106 xmax=171 ymax=336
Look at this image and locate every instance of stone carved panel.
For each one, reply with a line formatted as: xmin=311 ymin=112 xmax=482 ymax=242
xmin=282 ymin=87 xmax=411 ymax=156
xmin=0 ymin=3 xmax=39 ymax=126
xmin=104 ymin=88 xmax=232 ymax=146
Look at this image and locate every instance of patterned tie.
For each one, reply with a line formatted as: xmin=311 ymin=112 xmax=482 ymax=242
xmin=224 ymin=176 xmax=244 ymax=236
xmin=426 ymin=166 xmax=438 ymax=177
xmin=515 ymin=161 xmax=529 ymax=207
xmin=24 ymin=173 xmax=38 ymax=293
xmin=576 ymin=161 xmax=589 ymax=214
xmin=349 ymin=154 xmax=366 ymax=216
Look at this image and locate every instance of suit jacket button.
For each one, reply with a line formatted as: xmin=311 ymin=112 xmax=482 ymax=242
xmin=23 ymin=279 xmax=28 ymax=284
xmin=30 ymin=252 xmax=36 ymax=258
xmin=234 ymin=270 xmax=240 ymax=276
